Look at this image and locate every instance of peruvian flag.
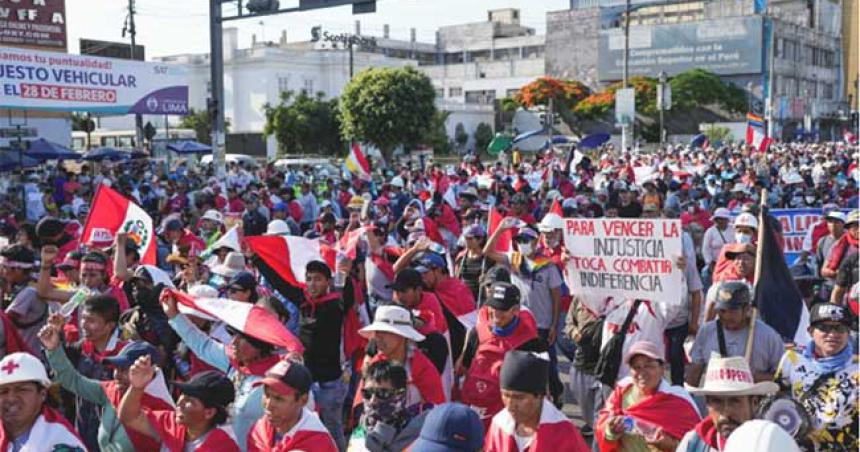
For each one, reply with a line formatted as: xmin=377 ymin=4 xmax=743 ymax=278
xmin=345 ymin=141 xmax=372 ymax=181
xmin=164 ymin=288 xmax=304 ymax=353
xmin=745 ymin=124 xmax=772 ymax=152
xmin=488 ymin=206 xmax=512 ymax=252
xmin=245 ymin=236 xmax=336 ymax=288
xmin=81 ymin=184 xmax=157 ymax=264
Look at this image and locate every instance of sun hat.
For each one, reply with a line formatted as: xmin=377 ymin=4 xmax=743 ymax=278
xmin=200 ymin=209 xmax=224 ymax=224
xmin=825 ymin=211 xmax=846 ymax=223
xmin=0 ymin=352 xmax=50 ymax=387
xmin=711 ymin=207 xmax=731 ymax=221
xmin=265 ymin=220 xmax=291 ymax=236
xmin=210 ymin=251 xmax=246 ymax=278
xmin=685 ymin=355 xmax=779 ymax=396
xmin=359 ymin=305 xmax=425 ymax=342
xmin=538 ymin=213 xmax=564 ymax=232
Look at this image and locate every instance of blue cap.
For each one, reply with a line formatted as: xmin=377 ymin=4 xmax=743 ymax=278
xmin=102 ymin=341 xmax=161 ymax=368
xmin=411 ymin=403 xmax=484 ymax=452
xmin=273 ymin=202 xmax=288 ymax=212
xmin=228 ymin=271 xmax=257 ymax=291
xmin=416 ymin=252 xmax=446 ymax=270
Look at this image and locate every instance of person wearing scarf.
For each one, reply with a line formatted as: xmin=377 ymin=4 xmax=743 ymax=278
xmin=596 ymin=341 xmax=701 ymax=452
xmin=0 ymin=352 xmax=88 ymax=452
xmin=163 ymin=288 xmax=292 ymax=451
xmin=248 ymin=360 xmax=337 ymax=452
xmin=484 ymin=350 xmax=590 ymax=452
xmin=821 ymin=210 xmax=858 ymax=280
xmin=348 ymin=360 xmax=427 ymax=452
xmin=118 ymin=359 xmax=240 ymax=452
xmin=775 ymin=303 xmax=858 ymax=452
xmin=458 ymin=282 xmax=541 ymax=429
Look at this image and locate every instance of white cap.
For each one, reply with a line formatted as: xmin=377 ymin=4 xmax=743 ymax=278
xmin=734 ymin=212 xmax=758 ymax=229
xmin=724 ymin=420 xmax=800 ymax=452
xmin=265 ymin=220 xmax=291 ymax=236
xmin=0 ymin=352 xmax=50 ymax=387
xmin=200 ymin=209 xmax=224 ymax=223
xmin=538 ymin=213 xmax=565 ymax=232
xmin=731 ymin=184 xmax=748 ymax=194
xmin=390 ymin=176 xmax=405 ymax=188
xmin=711 ymin=207 xmax=731 ymax=221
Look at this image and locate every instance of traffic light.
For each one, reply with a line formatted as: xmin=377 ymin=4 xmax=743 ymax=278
xmin=247 ymin=0 xmax=280 ymax=14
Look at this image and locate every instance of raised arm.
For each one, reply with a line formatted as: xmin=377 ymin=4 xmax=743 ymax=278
xmin=482 ymin=217 xmax=517 ymax=265
xmin=36 ymin=245 xmax=72 ymax=302
xmin=113 ymin=232 xmax=131 ymax=282
xmin=117 ymin=355 xmax=158 ymax=438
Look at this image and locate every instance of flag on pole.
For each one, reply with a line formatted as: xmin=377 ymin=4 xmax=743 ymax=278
xmin=81 ymin=184 xmax=156 ymax=264
xmin=753 ymin=207 xmax=811 ymax=345
xmin=165 ymin=288 xmax=304 ymax=353
xmin=345 ymin=141 xmax=372 ymax=181
xmin=245 ymin=236 xmax=336 ymax=288
xmin=745 ymin=113 xmax=772 ymax=152
xmin=488 ymin=206 xmax=512 ymax=253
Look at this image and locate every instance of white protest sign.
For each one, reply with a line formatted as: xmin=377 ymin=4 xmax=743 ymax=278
xmin=562 ymin=218 xmax=684 ymax=304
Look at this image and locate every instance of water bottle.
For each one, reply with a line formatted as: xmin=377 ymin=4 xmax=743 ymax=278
xmin=333 ymin=251 xmax=347 ymax=289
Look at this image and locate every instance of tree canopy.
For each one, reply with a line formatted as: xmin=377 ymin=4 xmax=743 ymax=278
xmin=262 ymin=90 xmax=343 ymax=156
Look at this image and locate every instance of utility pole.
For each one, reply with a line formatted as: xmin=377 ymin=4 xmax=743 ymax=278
xmin=127 ymin=0 xmax=144 ymax=153
xmin=621 ymin=0 xmax=631 ymax=153
xmin=210 ymin=0 xmax=226 ymax=177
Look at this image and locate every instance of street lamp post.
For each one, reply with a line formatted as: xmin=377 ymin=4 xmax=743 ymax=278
xmin=658 ymin=71 xmax=667 ymax=146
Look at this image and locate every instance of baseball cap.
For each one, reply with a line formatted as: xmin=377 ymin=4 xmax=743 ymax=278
xmin=173 ymin=370 xmax=235 ymax=408
xmin=724 ymin=243 xmax=756 ymax=260
xmin=386 ymin=268 xmax=424 ymax=291
xmin=103 ymin=341 xmax=162 ymax=368
xmin=715 ymin=280 xmax=752 ymax=310
xmin=228 ymin=271 xmax=257 ymax=291
xmin=485 ymin=282 xmax=521 ymax=310
xmin=410 ymin=403 xmax=484 ymax=452
xmin=809 ymin=303 xmax=851 ymax=327
xmin=272 ymin=202 xmax=288 ymax=212
xmin=162 ymin=218 xmax=183 ymax=232
xmin=463 ymin=224 xmax=486 ymax=238
xmin=623 ymin=340 xmax=665 ymax=365
xmin=253 ymin=360 xmax=313 ymax=396
xmin=825 ymin=211 xmax=846 ymax=223
xmin=416 ymin=252 xmax=446 ymax=270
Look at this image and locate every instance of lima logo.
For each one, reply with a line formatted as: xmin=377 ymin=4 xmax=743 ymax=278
xmin=146 ymin=96 xmax=159 ymax=112
xmin=122 ymin=219 xmax=150 ymax=251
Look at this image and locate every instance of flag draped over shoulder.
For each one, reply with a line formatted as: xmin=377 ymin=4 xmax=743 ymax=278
xmin=81 ymin=184 xmax=157 ymax=264
xmin=345 ymin=142 xmax=372 ymax=181
xmin=753 ymin=207 xmax=811 ymax=344
xmin=165 ymin=288 xmax=304 ymax=353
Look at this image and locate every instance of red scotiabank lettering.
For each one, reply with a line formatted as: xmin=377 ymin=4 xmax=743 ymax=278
xmin=20 ymin=83 xmax=116 ymax=103
xmin=601 ymin=220 xmax=654 ymax=237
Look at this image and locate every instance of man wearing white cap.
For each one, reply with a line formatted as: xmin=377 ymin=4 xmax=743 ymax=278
xmin=0 ymin=352 xmax=88 ymax=451
xmin=677 ymin=355 xmax=779 ymax=452
xmin=198 ymin=209 xmax=224 ymax=248
xmin=813 ymin=211 xmax=845 ymax=289
xmin=701 ymin=208 xmax=735 ymax=283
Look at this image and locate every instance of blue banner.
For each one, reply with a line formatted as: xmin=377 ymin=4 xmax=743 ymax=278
xmin=770 ymin=208 xmax=852 ymax=264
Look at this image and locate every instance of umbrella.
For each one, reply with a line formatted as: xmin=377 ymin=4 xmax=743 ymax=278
xmin=690 ymin=134 xmax=707 ymax=148
xmin=578 ymin=133 xmax=611 ymax=149
xmin=512 ymin=129 xmax=544 ymax=144
xmin=551 ymin=135 xmax=571 ymax=144
xmin=24 ymin=138 xmax=81 ymax=161
xmin=0 ymin=153 xmax=41 ymax=172
xmin=82 ymin=147 xmax=130 ymax=162
xmin=487 ymin=133 xmax=513 ymax=156
xmin=167 ymin=140 xmax=212 ymax=155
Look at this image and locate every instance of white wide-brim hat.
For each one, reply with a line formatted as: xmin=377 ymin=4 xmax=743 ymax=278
xmin=359 ymin=305 xmax=425 ymax=342
xmin=685 ymin=355 xmax=779 ymax=396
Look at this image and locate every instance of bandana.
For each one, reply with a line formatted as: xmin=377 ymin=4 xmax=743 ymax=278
xmin=803 ymin=339 xmax=854 ymax=374
xmin=0 ymin=257 xmax=35 ymax=269
xmin=363 ymin=389 xmax=408 ymax=431
xmin=80 ymin=262 xmax=106 ymax=272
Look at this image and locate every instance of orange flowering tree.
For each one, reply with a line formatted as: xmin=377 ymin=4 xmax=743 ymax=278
xmin=513 ymin=77 xmax=591 ymax=110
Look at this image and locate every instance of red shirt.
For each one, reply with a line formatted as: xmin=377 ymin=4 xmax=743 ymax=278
xmin=247 ymin=409 xmax=337 ymax=452
xmin=145 ymin=410 xmax=240 ymax=452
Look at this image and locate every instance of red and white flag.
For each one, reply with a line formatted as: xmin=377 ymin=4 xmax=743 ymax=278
xmin=245 ymin=236 xmax=336 ymax=288
xmin=745 ymin=124 xmax=772 ymax=152
xmin=0 ymin=406 xmax=87 ymax=452
xmin=345 ymin=141 xmax=372 ymax=181
xmin=165 ymin=288 xmax=304 ymax=353
xmin=488 ymin=206 xmax=512 ymax=253
xmin=81 ymin=184 xmax=157 ymax=264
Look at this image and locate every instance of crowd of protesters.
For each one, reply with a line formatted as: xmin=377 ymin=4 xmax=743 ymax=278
xmin=0 ymin=138 xmax=856 ymax=452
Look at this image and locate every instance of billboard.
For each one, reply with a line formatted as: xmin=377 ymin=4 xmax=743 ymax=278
xmin=597 ymin=16 xmax=763 ymax=81
xmin=0 ymin=0 xmax=67 ymax=50
xmin=0 ymin=46 xmax=189 ymax=115
xmin=80 ymin=39 xmax=145 ymax=61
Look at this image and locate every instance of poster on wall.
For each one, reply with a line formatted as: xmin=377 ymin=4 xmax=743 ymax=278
xmin=0 ymin=0 xmax=68 ymax=50
xmin=0 ymin=46 xmax=189 ymax=115
xmin=563 ymin=218 xmax=684 ymax=304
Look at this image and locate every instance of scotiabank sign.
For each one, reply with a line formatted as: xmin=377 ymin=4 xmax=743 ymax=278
xmin=0 ymin=0 xmax=67 ymax=50
xmin=0 ymin=46 xmax=190 ymax=115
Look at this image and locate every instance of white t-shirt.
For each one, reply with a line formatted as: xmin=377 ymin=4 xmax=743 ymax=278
xmin=601 ymin=298 xmax=673 ymax=380
xmin=513 ymin=431 xmax=534 ymax=451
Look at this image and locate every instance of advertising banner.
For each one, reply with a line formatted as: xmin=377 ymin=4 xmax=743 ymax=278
xmin=770 ymin=208 xmax=852 ymax=264
xmin=0 ymin=46 xmax=188 ymax=115
xmin=0 ymin=0 xmax=67 ymax=50
xmin=597 ymin=16 xmax=763 ymax=80
xmin=563 ymin=218 xmax=684 ymax=305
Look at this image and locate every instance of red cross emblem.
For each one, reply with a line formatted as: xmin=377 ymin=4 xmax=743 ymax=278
xmin=1 ymin=361 xmax=19 ymax=375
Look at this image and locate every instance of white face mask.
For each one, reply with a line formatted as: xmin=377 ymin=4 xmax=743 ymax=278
xmin=545 ymin=236 xmax=561 ymax=248
xmin=805 ymin=196 xmax=816 ymax=203
xmin=518 ymin=241 xmax=534 ymax=256
xmin=736 ymin=233 xmax=753 ymax=244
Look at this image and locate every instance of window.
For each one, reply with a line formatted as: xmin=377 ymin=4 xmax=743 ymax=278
xmin=822 ymin=83 xmax=833 ymax=99
xmin=506 ymin=88 xmax=520 ymax=98
xmin=522 ymin=45 xmax=544 ymax=58
xmin=448 ymin=87 xmax=463 ymax=97
xmin=465 ymin=89 xmax=496 ymax=104
xmin=277 ymin=75 xmax=290 ymax=93
xmin=303 ymin=78 xmax=314 ymax=94
xmin=466 ymin=49 xmax=491 ymax=62
xmin=434 ymin=88 xmax=444 ymax=98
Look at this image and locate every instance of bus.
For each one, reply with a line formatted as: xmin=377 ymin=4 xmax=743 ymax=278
xmin=71 ymin=129 xmax=197 ymax=158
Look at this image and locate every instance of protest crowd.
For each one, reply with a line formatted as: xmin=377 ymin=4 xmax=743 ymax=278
xmin=0 ymin=138 xmax=856 ymax=452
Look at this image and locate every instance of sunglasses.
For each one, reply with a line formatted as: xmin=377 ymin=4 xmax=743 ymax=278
xmin=360 ymin=387 xmax=404 ymax=400
xmin=814 ymin=323 xmax=849 ymax=334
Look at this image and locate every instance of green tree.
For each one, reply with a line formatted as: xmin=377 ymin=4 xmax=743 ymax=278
xmin=703 ymin=125 xmax=733 ymax=143
xmin=263 ymin=90 xmax=344 ymax=156
xmin=669 ymin=69 xmax=748 ymax=114
xmin=473 ymin=122 xmax=494 ymax=153
xmin=339 ymin=66 xmax=437 ymax=162
xmin=454 ymin=122 xmax=468 ymax=149
xmin=179 ymin=108 xmax=230 ymax=144
xmin=420 ymin=110 xmax=453 ymax=155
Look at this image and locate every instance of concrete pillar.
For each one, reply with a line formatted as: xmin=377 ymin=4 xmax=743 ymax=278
xmin=384 ymin=24 xmax=389 ymax=39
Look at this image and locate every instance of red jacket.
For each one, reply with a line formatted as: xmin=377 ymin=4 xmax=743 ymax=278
xmin=460 ymin=308 xmax=537 ymax=425
xmin=485 ymin=399 xmax=590 ymax=452
xmin=145 ymin=410 xmax=240 ymax=452
xmin=247 ymin=409 xmax=337 ymax=452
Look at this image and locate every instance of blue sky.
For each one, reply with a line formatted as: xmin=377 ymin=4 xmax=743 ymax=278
xmin=66 ymin=0 xmax=569 ymax=58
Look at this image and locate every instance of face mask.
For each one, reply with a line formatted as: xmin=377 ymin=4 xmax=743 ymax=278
xmin=805 ymin=196 xmax=816 ymax=203
xmin=364 ymin=390 xmax=407 ymax=430
xmin=545 ymin=236 xmax=560 ymax=248
xmin=736 ymin=233 xmax=752 ymax=244
xmin=518 ymin=241 xmax=533 ymax=256
xmin=687 ymin=205 xmax=696 ymax=214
